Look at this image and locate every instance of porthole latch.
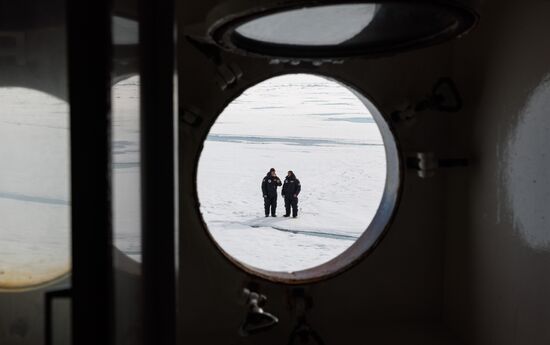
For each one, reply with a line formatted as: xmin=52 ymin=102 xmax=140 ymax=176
xmin=186 ymin=36 xmax=243 ymax=90
xmin=392 ymin=77 xmax=463 ymax=123
xmin=407 ymin=152 xmax=469 ymax=178
xmin=239 ymin=288 xmax=279 ymax=336
xmin=181 ymin=107 xmax=203 ymax=127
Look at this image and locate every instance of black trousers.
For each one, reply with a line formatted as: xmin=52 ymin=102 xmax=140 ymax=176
xmin=264 ymin=195 xmax=277 ymax=216
xmin=284 ymin=196 xmax=298 ymax=217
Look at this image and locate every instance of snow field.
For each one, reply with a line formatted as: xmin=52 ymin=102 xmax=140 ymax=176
xmin=197 ymin=74 xmax=386 ymax=272
xmin=0 ymin=73 xmax=387 ymax=284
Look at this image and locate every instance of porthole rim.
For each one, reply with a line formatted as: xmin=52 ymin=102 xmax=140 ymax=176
xmin=207 ymin=0 xmax=479 ymax=60
xmin=192 ymin=72 xmax=404 ymax=285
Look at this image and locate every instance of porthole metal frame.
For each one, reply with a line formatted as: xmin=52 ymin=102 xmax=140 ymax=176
xmin=0 ymin=272 xmax=70 ymax=293
xmin=207 ymin=0 xmax=478 ymax=60
xmin=192 ymin=72 xmax=403 ymax=285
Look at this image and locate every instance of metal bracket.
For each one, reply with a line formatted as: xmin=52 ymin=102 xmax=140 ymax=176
xmin=215 ymin=62 xmax=243 ymax=90
xmin=180 ymin=106 xmax=203 ymax=127
xmin=239 ymin=288 xmax=279 ymax=336
xmin=392 ymin=77 xmax=462 ymax=123
xmin=407 ymin=152 xmax=468 ymax=178
xmin=186 ymin=36 xmax=243 ymax=90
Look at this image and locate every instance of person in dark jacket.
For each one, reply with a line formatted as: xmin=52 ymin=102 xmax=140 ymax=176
xmin=261 ymin=168 xmax=282 ymax=217
xmin=282 ymin=170 xmax=301 ymax=218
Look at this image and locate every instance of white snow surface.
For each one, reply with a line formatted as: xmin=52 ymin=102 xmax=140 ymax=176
xmin=197 ymin=74 xmax=386 ymax=272
xmin=112 ymin=77 xmax=141 ymax=262
xmin=0 ymin=74 xmax=386 ymax=286
xmin=0 ymin=77 xmax=142 ymax=287
xmin=0 ymin=88 xmax=70 ymax=287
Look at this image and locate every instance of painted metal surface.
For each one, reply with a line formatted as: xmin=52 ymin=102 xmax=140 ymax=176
xmin=445 ymin=1 xmax=550 ymax=344
xmin=504 ymin=74 xmax=550 ymax=251
xmin=2 ymin=1 xmax=550 ymax=345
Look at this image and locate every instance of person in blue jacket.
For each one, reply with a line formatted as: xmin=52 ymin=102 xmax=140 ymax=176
xmin=282 ymin=170 xmax=301 ymax=218
xmin=261 ymin=168 xmax=282 ymax=217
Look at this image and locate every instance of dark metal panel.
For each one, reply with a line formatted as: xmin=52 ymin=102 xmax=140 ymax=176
xmin=67 ymin=0 xmax=114 ymax=344
xmin=139 ymin=0 xmax=176 ymax=343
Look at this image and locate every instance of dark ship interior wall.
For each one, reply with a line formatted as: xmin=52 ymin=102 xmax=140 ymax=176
xmin=445 ymin=1 xmax=550 ymax=344
xmin=0 ymin=0 xmax=548 ymax=344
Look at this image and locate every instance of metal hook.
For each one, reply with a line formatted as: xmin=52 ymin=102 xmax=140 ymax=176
xmin=239 ymin=288 xmax=279 ymax=336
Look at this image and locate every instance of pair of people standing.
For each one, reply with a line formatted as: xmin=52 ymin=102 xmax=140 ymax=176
xmin=261 ymin=168 xmax=301 ymax=218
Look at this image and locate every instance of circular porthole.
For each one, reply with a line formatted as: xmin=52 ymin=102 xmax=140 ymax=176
xmin=0 ymin=88 xmax=70 ymax=289
xmin=196 ymin=74 xmax=401 ymax=283
xmin=210 ymin=1 xmax=477 ymax=59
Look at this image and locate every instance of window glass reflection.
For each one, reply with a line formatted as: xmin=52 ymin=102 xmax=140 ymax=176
xmin=112 ymin=76 xmax=141 ymax=262
xmin=0 ymin=88 xmax=70 ymax=288
xmin=236 ymin=4 xmax=377 ymax=46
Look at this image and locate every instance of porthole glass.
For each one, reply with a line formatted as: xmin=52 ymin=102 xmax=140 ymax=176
xmin=0 ymin=88 xmax=70 ymax=288
xmin=112 ymin=76 xmax=141 ymax=262
xmin=212 ymin=2 xmax=477 ymax=58
xmin=197 ymin=74 xmax=398 ymax=276
xmin=235 ymin=4 xmax=377 ymax=46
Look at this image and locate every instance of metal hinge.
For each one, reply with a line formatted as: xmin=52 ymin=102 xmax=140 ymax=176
xmin=186 ymin=36 xmax=243 ymax=90
xmin=239 ymin=288 xmax=279 ymax=336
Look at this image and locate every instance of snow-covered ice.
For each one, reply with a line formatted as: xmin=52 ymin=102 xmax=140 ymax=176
xmin=0 ymin=88 xmax=70 ymax=287
xmin=0 ymin=77 xmax=142 ymax=287
xmin=0 ymin=73 xmax=387 ymax=287
xmin=112 ymin=77 xmax=141 ymax=262
xmin=197 ymin=74 xmax=386 ymax=272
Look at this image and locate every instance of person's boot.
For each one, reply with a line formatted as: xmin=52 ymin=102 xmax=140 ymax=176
xmin=271 ymin=214 xmax=277 ymax=217
xmin=283 ymin=214 xmax=290 ymax=217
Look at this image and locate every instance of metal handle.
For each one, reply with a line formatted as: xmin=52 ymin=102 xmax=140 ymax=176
xmin=239 ymin=288 xmax=279 ymax=336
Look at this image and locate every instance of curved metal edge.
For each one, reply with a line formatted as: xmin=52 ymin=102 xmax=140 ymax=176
xmin=206 ymin=0 xmax=479 ymax=60
xmin=188 ymin=71 xmax=404 ymax=285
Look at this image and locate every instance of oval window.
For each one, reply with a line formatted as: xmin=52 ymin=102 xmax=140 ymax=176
xmin=196 ymin=74 xmax=399 ymax=280
xmin=0 ymin=88 xmax=70 ymax=288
